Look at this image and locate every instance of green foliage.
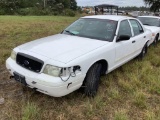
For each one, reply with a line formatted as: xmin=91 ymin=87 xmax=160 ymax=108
xmin=64 ymin=9 xmax=75 ymax=17
xmin=119 ymin=6 xmax=150 ymax=11
xmin=17 ymin=8 xmax=30 ymax=15
xmin=143 ymin=0 xmax=160 ymax=12
xmin=70 ymin=0 xmax=77 ymax=10
xmin=0 ymin=0 xmax=78 ymax=15
xmin=133 ymin=91 xmax=147 ymax=109
xmin=114 ymin=110 xmax=129 ymax=120
xmin=0 ymin=9 xmax=5 ymax=15
xmin=77 ymin=6 xmax=83 ymax=14
xmin=22 ymin=102 xmax=40 ymax=120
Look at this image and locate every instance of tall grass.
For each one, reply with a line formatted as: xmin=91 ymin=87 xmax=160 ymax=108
xmin=22 ymin=102 xmax=40 ymax=120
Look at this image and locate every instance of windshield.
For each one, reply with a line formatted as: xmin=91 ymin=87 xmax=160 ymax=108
xmin=138 ymin=17 xmax=160 ymax=27
xmin=62 ymin=18 xmax=118 ymax=42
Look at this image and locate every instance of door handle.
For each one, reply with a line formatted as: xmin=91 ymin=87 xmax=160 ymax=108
xmin=132 ymin=41 xmax=136 ymax=43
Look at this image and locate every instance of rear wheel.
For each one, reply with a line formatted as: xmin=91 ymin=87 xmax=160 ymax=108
xmin=82 ymin=63 xmax=102 ymax=97
xmin=153 ymin=35 xmax=159 ymax=46
xmin=138 ymin=44 xmax=148 ymax=60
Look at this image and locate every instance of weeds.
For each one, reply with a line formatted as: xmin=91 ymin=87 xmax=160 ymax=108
xmin=114 ymin=109 xmax=128 ymax=120
xmin=22 ymin=102 xmax=40 ymax=120
xmin=133 ymin=90 xmax=147 ymax=109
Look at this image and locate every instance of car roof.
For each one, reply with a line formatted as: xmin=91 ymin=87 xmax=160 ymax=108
xmin=138 ymin=16 xmax=160 ymax=19
xmin=81 ymin=15 xmax=133 ymax=21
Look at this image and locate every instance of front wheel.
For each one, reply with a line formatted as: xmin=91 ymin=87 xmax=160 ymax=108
xmin=82 ymin=63 xmax=102 ymax=97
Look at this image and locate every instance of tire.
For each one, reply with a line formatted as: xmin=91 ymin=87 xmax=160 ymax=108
xmin=153 ymin=35 xmax=158 ymax=46
xmin=82 ymin=63 xmax=102 ymax=97
xmin=138 ymin=44 xmax=148 ymax=60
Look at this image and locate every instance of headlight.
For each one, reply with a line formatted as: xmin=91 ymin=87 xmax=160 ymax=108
xmin=43 ymin=65 xmax=62 ymax=77
xmin=11 ymin=50 xmax=17 ymax=61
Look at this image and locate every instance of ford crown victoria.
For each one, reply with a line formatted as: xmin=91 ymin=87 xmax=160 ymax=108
xmin=6 ymin=15 xmax=152 ymax=97
xmin=138 ymin=16 xmax=160 ymax=45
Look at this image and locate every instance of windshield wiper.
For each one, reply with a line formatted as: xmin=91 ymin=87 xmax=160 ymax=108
xmin=64 ymin=30 xmax=76 ymax=35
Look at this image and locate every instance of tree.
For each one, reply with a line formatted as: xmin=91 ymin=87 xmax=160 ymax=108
xmin=0 ymin=0 xmax=78 ymax=15
xmin=0 ymin=0 xmax=19 ymax=14
xmin=119 ymin=6 xmax=149 ymax=11
xmin=143 ymin=0 xmax=160 ymax=12
xmin=70 ymin=0 xmax=77 ymax=10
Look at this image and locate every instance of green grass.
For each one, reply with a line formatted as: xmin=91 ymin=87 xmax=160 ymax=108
xmin=22 ymin=102 xmax=40 ymax=120
xmin=133 ymin=90 xmax=147 ymax=109
xmin=114 ymin=109 xmax=128 ymax=120
xmin=0 ymin=15 xmax=160 ymax=120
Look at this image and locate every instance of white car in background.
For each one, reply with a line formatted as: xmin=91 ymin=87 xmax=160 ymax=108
xmin=6 ymin=15 xmax=152 ymax=97
xmin=138 ymin=16 xmax=160 ymax=45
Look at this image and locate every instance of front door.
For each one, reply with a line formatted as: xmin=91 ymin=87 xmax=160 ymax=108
xmin=115 ymin=20 xmax=134 ymax=66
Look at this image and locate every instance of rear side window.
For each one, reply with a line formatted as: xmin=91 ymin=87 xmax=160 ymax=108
xmin=118 ymin=20 xmax=132 ymax=37
xmin=130 ymin=19 xmax=144 ymax=36
xmin=138 ymin=17 xmax=159 ymax=27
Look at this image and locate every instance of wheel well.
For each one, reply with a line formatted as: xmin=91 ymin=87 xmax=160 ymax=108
xmin=146 ymin=40 xmax=150 ymax=47
xmin=95 ymin=60 xmax=108 ymax=74
xmin=82 ymin=60 xmax=108 ymax=85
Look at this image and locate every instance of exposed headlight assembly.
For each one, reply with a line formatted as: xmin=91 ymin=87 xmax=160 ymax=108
xmin=43 ymin=65 xmax=62 ymax=77
xmin=11 ymin=50 xmax=17 ymax=61
xmin=43 ymin=65 xmax=81 ymax=82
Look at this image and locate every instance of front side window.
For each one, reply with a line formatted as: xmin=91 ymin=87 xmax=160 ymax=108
xmin=130 ymin=19 xmax=144 ymax=36
xmin=138 ymin=17 xmax=160 ymax=27
xmin=62 ymin=18 xmax=118 ymax=42
xmin=118 ymin=20 xmax=132 ymax=37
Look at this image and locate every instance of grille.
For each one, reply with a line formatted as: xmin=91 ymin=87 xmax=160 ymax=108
xmin=16 ymin=53 xmax=44 ymax=73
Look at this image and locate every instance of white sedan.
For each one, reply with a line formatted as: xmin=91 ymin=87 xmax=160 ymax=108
xmin=138 ymin=16 xmax=160 ymax=45
xmin=6 ymin=15 xmax=152 ymax=97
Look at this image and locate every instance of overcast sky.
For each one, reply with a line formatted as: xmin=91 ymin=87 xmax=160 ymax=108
xmin=77 ymin=0 xmax=146 ymax=7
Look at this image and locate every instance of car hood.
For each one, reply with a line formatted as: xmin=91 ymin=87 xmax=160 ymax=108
xmin=18 ymin=34 xmax=109 ymax=63
xmin=144 ymin=25 xmax=160 ymax=33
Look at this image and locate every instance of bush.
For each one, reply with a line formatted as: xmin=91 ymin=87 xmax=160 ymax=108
xmin=17 ymin=8 xmax=30 ymax=15
xmin=64 ymin=9 xmax=75 ymax=17
xmin=17 ymin=7 xmax=48 ymax=16
xmin=53 ymin=11 xmax=59 ymax=16
xmin=0 ymin=9 xmax=6 ymax=15
xmin=41 ymin=9 xmax=51 ymax=15
xmin=28 ymin=7 xmax=42 ymax=15
xmin=0 ymin=7 xmax=76 ymax=16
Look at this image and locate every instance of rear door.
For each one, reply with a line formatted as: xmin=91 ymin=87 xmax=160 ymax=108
xmin=129 ymin=19 xmax=146 ymax=53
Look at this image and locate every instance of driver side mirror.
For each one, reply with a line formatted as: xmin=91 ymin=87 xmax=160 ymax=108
xmin=117 ymin=35 xmax=130 ymax=42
